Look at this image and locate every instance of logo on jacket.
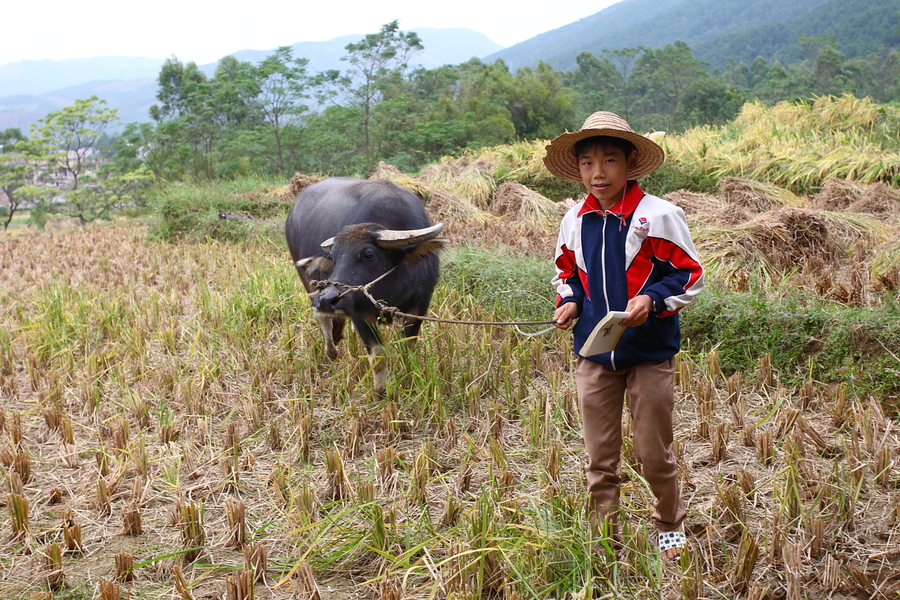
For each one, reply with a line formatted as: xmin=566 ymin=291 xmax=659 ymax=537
xmin=633 ymin=216 xmax=649 ymax=232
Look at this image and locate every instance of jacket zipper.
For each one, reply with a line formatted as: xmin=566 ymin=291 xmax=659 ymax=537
xmin=600 ymin=213 xmax=617 ymax=371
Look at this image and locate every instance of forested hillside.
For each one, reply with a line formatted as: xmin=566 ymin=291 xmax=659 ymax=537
xmin=0 ymin=28 xmax=503 ymax=132
xmin=484 ymin=0 xmax=687 ymax=71
xmin=694 ymin=0 xmax=900 ymax=67
xmin=490 ymin=0 xmax=899 ymax=72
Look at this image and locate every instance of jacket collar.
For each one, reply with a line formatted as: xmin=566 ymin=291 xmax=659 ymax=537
xmin=577 ymin=181 xmax=645 ymax=218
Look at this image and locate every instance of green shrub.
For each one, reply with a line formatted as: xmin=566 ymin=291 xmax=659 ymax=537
xmin=681 ymin=283 xmax=900 ymax=406
xmin=639 ymin=161 xmax=719 ymax=197
xmin=148 ymin=176 xmax=291 ymax=243
xmin=439 ymin=244 xmax=556 ymax=323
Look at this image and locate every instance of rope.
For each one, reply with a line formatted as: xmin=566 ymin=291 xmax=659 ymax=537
xmin=310 ymin=273 xmax=558 ymax=337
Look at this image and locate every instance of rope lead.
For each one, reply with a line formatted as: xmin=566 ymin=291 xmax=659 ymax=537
xmin=309 ymin=272 xmax=557 ymax=336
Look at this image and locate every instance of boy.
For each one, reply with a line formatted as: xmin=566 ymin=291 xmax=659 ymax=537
xmin=545 ymin=111 xmax=704 ymax=561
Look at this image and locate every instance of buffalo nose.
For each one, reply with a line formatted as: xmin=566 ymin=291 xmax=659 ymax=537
xmin=314 ymin=288 xmax=341 ymax=311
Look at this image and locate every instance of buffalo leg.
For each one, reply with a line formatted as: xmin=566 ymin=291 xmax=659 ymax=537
xmin=353 ymin=316 xmax=387 ymax=396
xmin=332 ymin=317 xmax=345 ymax=345
xmin=314 ymin=313 xmax=344 ymax=360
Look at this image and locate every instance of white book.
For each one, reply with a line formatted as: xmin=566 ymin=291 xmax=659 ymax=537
xmin=580 ymin=311 xmax=629 ymax=357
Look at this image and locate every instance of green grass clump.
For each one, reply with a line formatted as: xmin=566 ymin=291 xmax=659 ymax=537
xmin=439 ymin=244 xmax=556 ymax=323
xmin=639 ymin=161 xmax=720 ymax=197
xmin=147 ymin=175 xmax=292 ymax=243
xmin=681 ymin=281 xmax=900 ymax=404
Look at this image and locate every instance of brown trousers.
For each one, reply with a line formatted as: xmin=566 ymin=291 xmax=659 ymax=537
xmin=575 ymin=356 xmax=686 ymax=533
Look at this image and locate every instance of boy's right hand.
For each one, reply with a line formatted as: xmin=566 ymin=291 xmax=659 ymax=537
xmin=553 ymin=302 xmax=579 ymax=329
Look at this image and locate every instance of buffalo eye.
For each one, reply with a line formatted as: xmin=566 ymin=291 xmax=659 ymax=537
xmin=360 ymin=248 xmax=375 ymax=261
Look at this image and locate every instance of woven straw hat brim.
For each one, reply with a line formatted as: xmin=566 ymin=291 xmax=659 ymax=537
xmin=543 ymin=124 xmax=665 ymax=182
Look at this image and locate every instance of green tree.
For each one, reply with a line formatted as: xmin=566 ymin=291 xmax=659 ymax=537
xmin=150 ymin=58 xmax=210 ymax=122
xmin=569 ymin=51 xmax=618 ymax=116
xmin=32 ymin=96 xmax=119 ymax=192
xmin=509 ymin=61 xmax=577 ymax=139
xmin=748 ymin=56 xmax=770 ymax=89
xmin=869 ymin=47 xmax=900 ymax=101
xmin=30 ymin=97 xmax=149 ymax=225
xmin=340 ymin=20 xmax=423 ymax=173
xmin=402 ymin=64 xmax=482 ymax=159
xmin=813 ymin=42 xmax=848 ymax=94
xmin=302 ymin=104 xmax=365 ymax=175
xmin=211 ymin=55 xmax=259 ymax=130
xmin=603 ymin=47 xmax=644 ymax=121
xmin=681 ymin=78 xmax=744 ymax=127
xmin=634 ymin=41 xmax=709 ymax=132
xmin=0 ymin=129 xmax=37 ymax=229
xmin=752 ymin=60 xmax=812 ymax=102
xmin=149 ymin=59 xmax=220 ymax=179
xmin=250 ymin=47 xmax=313 ymax=176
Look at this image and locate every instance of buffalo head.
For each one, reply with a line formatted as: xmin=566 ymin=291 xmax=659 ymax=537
xmin=301 ymin=222 xmax=446 ymax=316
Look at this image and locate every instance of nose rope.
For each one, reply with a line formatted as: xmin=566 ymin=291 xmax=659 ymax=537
xmin=308 ymin=265 xmax=398 ymax=296
xmin=306 ymin=265 xmax=557 ymax=336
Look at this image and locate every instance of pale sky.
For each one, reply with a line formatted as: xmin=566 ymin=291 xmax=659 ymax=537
xmin=1 ymin=0 xmax=622 ymax=66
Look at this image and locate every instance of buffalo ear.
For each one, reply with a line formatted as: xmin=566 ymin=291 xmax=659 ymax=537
xmin=401 ymin=238 xmax=449 ymax=265
xmin=296 ymin=255 xmax=334 ymax=278
xmin=320 ymin=236 xmax=336 ymax=252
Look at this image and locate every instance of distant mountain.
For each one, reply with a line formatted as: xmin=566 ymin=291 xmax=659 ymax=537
xmin=0 ymin=78 xmax=157 ymax=131
xmin=228 ymin=28 xmax=502 ymax=76
xmin=0 ymin=56 xmax=166 ymax=97
xmin=486 ymin=0 xmax=900 ymax=73
xmin=0 ymin=28 xmax=503 ymax=132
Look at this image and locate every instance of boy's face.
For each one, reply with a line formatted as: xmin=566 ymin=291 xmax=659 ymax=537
xmin=578 ymin=143 xmax=636 ymax=209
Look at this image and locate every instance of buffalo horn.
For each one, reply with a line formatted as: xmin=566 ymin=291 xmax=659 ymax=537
xmin=373 ymin=223 xmax=444 ymax=248
xmin=320 ymin=236 xmax=336 ymax=252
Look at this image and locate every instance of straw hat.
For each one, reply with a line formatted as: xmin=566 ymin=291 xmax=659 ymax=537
xmin=543 ymin=111 xmax=665 ymax=182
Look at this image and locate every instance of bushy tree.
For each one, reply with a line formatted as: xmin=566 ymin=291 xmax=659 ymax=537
xmin=30 ymin=97 xmax=128 ymax=224
xmin=249 ymin=47 xmax=313 ymax=176
xmin=0 ymin=129 xmax=42 ymax=229
xmin=602 ymin=47 xmax=644 ymax=121
xmin=148 ymin=59 xmax=219 ymax=179
xmin=17 ymin=98 xmax=155 ymax=225
xmin=339 ymin=20 xmax=423 ymax=173
xmin=633 ymin=40 xmax=710 ymax=131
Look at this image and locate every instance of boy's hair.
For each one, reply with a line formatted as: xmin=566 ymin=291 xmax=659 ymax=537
xmin=574 ymin=136 xmax=635 ymax=160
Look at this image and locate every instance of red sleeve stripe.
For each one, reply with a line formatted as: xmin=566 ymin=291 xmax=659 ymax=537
xmin=555 ymin=244 xmax=577 ymax=281
xmin=652 ymin=238 xmax=703 ymax=290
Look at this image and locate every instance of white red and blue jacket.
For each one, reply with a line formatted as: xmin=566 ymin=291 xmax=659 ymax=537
xmin=553 ymin=181 xmax=704 ymax=370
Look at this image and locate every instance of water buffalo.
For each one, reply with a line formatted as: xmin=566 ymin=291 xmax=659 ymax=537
xmin=285 ymin=177 xmax=447 ymax=394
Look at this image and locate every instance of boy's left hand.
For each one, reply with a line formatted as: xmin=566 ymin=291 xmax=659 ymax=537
xmin=622 ymin=294 xmax=654 ymax=327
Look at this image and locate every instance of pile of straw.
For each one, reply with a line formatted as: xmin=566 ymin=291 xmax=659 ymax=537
xmin=419 ymin=157 xmax=497 ymax=209
xmin=719 ymin=177 xmax=803 ymax=212
xmin=491 ymin=182 xmax=558 ymax=228
xmin=811 ymin=178 xmax=900 ymax=218
xmin=726 ymin=207 xmax=836 ymax=274
xmin=279 ymin=172 xmax=322 ymax=201
xmin=425 ymin=189 xmax=493 ymax=227
xmin=369 ymin=162 xmax=432 ymax=201
xmin=664 ymin=190 xmax=750 ymax=226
